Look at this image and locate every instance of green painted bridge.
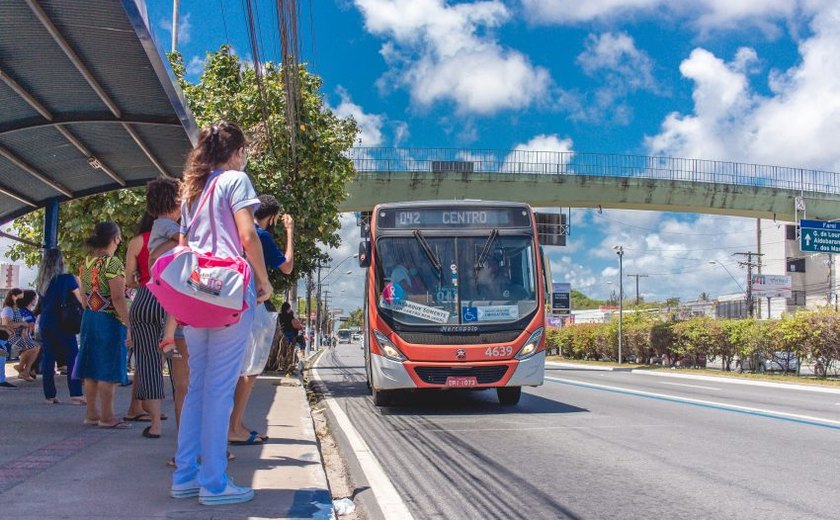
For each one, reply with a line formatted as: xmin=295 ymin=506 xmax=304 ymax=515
xmin=339 ymin=148 xmax=840 ymax=221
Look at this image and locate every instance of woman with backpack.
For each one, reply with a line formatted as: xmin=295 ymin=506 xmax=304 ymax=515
xmin=168 ymin=121 xmax=271 ymax=506
xmin=36 ymin=248 xmax=86 ymax=404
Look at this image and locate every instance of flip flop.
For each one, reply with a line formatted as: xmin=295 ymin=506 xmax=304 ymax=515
xmin=83 ymin=418 xmax=100 ymax=425
xmin=123 ymin=413 xmax=151 ymax=422
xmin=98 ymin=421 xmax=131 ymax=429
xmin=69 ymin=397 xmax=87 ymax=405
xmin=251 ymin=430 xmax=268 ymax=441
xmin=142 ymin=426 xmax=161 ymax=439
xmin=228 ymin=431 xmax=264 ymax=445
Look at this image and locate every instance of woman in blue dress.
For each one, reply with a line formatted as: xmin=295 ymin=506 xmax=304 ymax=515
xmin=36 ymin=248 xmax=87 ymax=405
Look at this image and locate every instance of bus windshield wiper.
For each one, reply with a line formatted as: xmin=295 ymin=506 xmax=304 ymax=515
xmin=413 ymin=230 xmax=442 ymax=276
xmin=475 ymin=228 xmax=499 ymax=270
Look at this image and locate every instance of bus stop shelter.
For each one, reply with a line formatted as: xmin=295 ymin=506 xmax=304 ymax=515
xmin=0 ymin=0 xmax=197 ymax=247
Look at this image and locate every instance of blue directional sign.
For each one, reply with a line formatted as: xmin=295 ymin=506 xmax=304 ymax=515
xmin=800 ymin=219 xmax=840 ymax=254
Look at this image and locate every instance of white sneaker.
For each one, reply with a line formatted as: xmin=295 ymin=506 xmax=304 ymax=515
xmin=171 ymin=477 xmax=200 ymax=499
xmin=198 ymin=478 xmax=254 ymax=506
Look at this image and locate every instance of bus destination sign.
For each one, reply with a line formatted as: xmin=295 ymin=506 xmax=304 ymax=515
xmin=378 ymin=207 xmax=531 ymax=229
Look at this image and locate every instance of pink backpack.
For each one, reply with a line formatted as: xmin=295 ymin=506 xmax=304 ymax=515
xmin=147 ymin=174 xmax=251 ymax=328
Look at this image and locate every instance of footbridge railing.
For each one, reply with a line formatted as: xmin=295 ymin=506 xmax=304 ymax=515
xmin=348 ymin=147 xmax=840 ymax=196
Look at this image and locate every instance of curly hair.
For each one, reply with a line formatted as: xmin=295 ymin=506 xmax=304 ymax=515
xmin=145 ymin=178 xmax=180 ymax=218
xmin=182 ymin=122 xmax=246 ymax=206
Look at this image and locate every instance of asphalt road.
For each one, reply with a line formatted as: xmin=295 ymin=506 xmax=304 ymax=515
xmin=313 ymin=343 xmax=840 ymax=520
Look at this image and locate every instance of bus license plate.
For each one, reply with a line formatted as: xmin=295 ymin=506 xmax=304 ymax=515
xmin=446 ymin=376 xmax=478 ymax=387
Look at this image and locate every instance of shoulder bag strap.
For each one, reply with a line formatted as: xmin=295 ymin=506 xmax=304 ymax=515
xmin=184 ymin=171 xmax=224 ymax=238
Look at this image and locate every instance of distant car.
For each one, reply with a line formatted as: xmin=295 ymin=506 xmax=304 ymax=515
xmin=736 ymin=351 xmax=799 ymax=373
xmin=352 ymin=333 xmax=361 ymax=342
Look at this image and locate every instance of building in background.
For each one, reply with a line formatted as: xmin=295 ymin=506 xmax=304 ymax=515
xmin=0 ymin=263 xmax=20 ymax=300
xmin=759 ymin=220 xmax=838 ymax=317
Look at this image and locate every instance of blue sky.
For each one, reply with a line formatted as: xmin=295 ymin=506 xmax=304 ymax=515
xmin=142 ymin=0 xmax=840 ymax=313
xmin=7 ymin=1 xmax=838 ymax=312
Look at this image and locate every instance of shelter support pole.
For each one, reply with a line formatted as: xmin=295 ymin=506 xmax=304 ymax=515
xmin=43 ymin=197 xmax=59 ymax=250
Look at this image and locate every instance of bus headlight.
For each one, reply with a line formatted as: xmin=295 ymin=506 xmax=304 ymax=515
xmin=373 ymin=329 xmax=406 ymax=362
xmin=515 ymin=328 xmax=543 ymax=360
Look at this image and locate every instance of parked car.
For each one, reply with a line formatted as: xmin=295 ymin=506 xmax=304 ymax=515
xmin=735 ymin=351 xmax=799 ymax=373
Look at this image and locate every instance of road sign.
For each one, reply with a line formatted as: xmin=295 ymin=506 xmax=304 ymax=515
xmin=800 ymin=219 xmax=840 ymax=253
xmin=551 ymin=282 xmax=571 ymax=314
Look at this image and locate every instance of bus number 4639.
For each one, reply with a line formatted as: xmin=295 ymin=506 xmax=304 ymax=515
xmin=485 ymin=346 xmax=512 ymax=357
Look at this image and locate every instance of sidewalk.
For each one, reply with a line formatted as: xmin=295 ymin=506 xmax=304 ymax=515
xmin=0 ymin=363 xmax=332 ymax=519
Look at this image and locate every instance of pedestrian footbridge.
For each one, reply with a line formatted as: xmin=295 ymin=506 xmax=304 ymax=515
xmin=340 ymin=148 xmax=840 ymax=221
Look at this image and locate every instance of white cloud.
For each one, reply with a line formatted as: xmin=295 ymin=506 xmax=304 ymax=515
xmin=331 ymin=88 xmax=385 ymax=147
xmin=577 ymin=32 xmax=657 ymax=92
xmin=159 ymin=12 xmax=192 ymax=46
xmin=578 ymin=209 xmax=763 ymax=301
xmin=503 ymin=134 xmax=574 ymax=173
xmin=320 ymin=213 xmax=365 ymax=315
xmin=356 ymin=0 xmax=551 ymax=114
xmin=572 ymin=32 xmax=660 ymax=123
xmin=646 ymin=2 xmax=840 ymax=172
xmin=186 ymin=56 xmax=206 ymax=76
xmin=521 ymin=0 xmax=798 ymax=29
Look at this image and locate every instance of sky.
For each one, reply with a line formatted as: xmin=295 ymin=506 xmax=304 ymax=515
xmin=8 ymin=0 xmax=840 ymax=312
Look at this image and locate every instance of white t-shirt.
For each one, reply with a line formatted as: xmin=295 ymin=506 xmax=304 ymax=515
xmin=180 ymin=170 xmax=260 ymax=258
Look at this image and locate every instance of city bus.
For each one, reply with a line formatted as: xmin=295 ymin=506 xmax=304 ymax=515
xmin=358 ymin=201 xmax=555 ymax=406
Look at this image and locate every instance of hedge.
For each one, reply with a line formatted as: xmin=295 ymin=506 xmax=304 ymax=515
xmin=545 ymin=309 xmax=840 ymax=377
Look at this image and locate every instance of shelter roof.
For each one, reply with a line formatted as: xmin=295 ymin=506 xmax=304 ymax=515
xmin=0 ymin=0 xmax=197 ymax=224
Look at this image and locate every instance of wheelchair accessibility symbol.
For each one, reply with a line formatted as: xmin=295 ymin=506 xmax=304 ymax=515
xmin=462 ymin=306 xmax=478 ymax=323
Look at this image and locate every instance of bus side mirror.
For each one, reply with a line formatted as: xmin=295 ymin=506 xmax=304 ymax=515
xmin=359 ymin=241 xmax=371 ymax=268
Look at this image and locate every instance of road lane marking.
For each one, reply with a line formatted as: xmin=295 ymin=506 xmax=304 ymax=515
xmin=313 ymin=355 xmax=415 ymax=520
xmin=545 ymin=376 xmax=840 ymax=430
xmin=660 ymin=382 xmax=721 ymax=391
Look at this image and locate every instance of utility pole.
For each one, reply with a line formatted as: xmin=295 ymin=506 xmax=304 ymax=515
xmin=733 ymin=252 xmax=763 ymax=318
xmin=305 ymin=275 xmax=314 ymax=357
xmin=626 ymin=273 xmax=648 ymax=305
xmin=322 ymin=289 xmax=330 ymax=343
xmin=315 ymin=264 xmax=322 ymax=350
xmin=613 ymin=245 xmax=624 ymax=364
xmin=171 ymin=0 xmax=180 ymax=53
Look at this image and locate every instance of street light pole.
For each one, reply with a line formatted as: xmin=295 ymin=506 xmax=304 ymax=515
xmin=613 ymin=245 xmax=624 ymax=364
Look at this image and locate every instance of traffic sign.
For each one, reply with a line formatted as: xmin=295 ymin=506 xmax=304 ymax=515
xmin=799 ymin=219 xmax=840 ymax=254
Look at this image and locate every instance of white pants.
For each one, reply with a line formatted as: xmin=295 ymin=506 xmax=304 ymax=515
xmin=173 ymin=282 xmax=256 ymax=493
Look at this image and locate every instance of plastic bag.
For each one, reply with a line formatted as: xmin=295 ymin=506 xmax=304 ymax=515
xmin=333 ymin=498 xmax=356 ymax=516
xmin=241 ymin=304 xmax=277 ymax=376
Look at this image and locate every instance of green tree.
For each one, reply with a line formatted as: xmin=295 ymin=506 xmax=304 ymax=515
xmin=344 ymin=308 xmax=364 ymax=329
xmin=571 ymin=289 xmax=603 ymax=309
xmin=8 ymin=46 xmax=359 ymax=293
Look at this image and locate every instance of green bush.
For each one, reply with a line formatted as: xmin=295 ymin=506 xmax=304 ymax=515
xmin=549 ymin=310 xmax=840 ymax=376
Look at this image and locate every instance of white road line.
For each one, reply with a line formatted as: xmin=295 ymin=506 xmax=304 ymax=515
xmin=313 ymin=356 xmax=414 ymax=520
xmin=661 ymin=381 xmax=721 ymax=391
xmin=546 ymin=376 xmax=840 ymax=427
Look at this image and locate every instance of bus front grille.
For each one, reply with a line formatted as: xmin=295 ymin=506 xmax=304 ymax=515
xmin=414 ymin=366 xmax=508 ymax=385
xmin=398 ymin=330 xmax=521 ymax=345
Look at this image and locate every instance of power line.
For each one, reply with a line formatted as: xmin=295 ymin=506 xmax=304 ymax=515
xmin=626 ymin=273 xmax=648 ymax=304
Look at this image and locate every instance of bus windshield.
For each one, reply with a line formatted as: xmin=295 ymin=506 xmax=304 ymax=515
xmin=375 ymin=235 xmax=537 ymax=325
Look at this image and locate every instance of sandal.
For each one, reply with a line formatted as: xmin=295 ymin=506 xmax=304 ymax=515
xmin=228 ymin=431 xmax=264 ymax=445
xmin=98 ymin=420 xmax=131 ymax=429
xmin=44 ymin=397 xmax=60 ymax=404
xmin=123 ymin=413 xmax=151 ymax=422
xmin=69 ymin=397 xmax=87 ymax=405
xmin=83 ymin=418 xmax=100 ymax=425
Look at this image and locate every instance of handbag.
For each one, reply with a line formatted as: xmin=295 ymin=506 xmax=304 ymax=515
xmin=58 ymin=280 xmax=83 ymax=334
xmin=147 ymin=173 xmax=252 ymax=328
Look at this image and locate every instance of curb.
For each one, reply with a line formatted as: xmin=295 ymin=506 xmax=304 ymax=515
xmin=546 ymin=361 xmax=840 ymax=395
